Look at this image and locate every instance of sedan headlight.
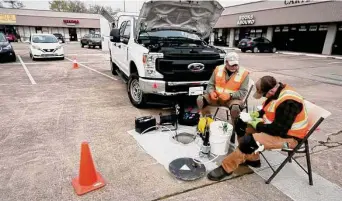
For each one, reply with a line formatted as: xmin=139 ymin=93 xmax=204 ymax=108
xmin=55 ymin=45 xmax=62 ymax=50
xmin=142 ymin=53 xmax=164 ymax=78
xmin=3 ymin=44 xmax=12 ymax=50
xmin=32 ymin=45 xmax=43 ymax=51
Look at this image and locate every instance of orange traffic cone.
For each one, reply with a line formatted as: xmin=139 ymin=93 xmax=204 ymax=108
xmin=73 ymin=57 xmax=79 ymax=69
xmin=72 ymin=142 xmax=106 ymax=195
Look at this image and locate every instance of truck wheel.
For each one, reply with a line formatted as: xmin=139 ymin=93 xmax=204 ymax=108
xmin=110 ymin=59 xmax=118 ymax=75
xmin=127 ymin=73 xmax=147 ymax=108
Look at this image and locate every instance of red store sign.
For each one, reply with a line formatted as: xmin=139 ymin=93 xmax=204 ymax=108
xmin=63 ymin=19 xmax=79 ymax=24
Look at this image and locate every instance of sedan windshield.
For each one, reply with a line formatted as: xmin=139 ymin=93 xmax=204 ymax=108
xmin=0 ymin=33 xmax=7 ymax=42
xmin=32 ymin=35 xmax=58 ymax=43
xmin=91 ymin=34 xmax=101 ymax=38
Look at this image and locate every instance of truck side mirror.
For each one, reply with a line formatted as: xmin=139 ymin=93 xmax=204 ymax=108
xmin=110 ymin=29 xmax=120 ymax=42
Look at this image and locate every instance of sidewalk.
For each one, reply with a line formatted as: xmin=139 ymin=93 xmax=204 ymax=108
xmin=215 ymin=45 xmax=342 ymax=60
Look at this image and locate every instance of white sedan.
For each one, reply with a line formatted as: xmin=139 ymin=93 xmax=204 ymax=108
xmin=29 ymin=34 xmax=64 ymax=60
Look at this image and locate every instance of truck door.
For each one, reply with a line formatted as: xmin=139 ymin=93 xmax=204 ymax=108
xmin=111 ymin=21 xmax=127 ymax=71
xmin=120 ymin=20 xmax=132 ymax=75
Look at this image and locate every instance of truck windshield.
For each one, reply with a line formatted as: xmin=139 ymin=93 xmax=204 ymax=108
xmin=139 ymin=30 xmax=201 ymax=41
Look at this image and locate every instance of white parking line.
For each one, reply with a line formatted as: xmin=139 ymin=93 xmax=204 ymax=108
xmin=67 ymin=53 xmax=107 ymax=56
xmin=65 ymin=57 xmax=117 ymax=81
xmin=18 ymin=55 xmax=36 ymax=85
xmin=327 ymin=61 xmax=342 ymax=64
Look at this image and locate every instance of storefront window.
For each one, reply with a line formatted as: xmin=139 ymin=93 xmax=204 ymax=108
xmin=35 ymin=27 xmax=42 ymax=33
xmin=272 ymin=24 xmax=327 ymax=54
xmin=332 ymin=24 xmax=342 ymax=55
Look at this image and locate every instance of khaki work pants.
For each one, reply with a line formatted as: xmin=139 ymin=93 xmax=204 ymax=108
xmin=197 ymin=93 xmax=243 ymax=123
xmin=197 ymin=93 xmax=244 ymax=137
xmin=222 ymin=133 xmax=299 ymax=173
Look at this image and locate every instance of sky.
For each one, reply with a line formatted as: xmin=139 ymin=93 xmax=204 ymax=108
xmin=15 ymin=0 xmax=259 ymax=13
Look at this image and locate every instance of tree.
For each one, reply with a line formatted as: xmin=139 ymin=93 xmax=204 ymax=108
xmin=67 ymin=0 xmax=87 ymax=13
xmin=88 ymin=4 xmax=119 ymax=15
xmin=3 ymin=0 xmax=24 ymax=9
xmin=49 ymin=0 xmax=87 ymax=13
xmin=48 ymin=0 xmax=68 ymax=12
xmin=49 ymin=0 xmax=120 ymax=14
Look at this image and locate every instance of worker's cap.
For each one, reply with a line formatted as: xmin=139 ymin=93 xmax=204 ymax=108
xmin=253 ymin=76 xmax=277 ymax=99
xmin=225 ymin=52 xmax=239 ymax=66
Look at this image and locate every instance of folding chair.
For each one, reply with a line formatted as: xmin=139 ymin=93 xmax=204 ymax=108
xmin=213 ymin=79 xmax=255 ymax=144
xmin=260 ymin=100 xmax=331 ymax=185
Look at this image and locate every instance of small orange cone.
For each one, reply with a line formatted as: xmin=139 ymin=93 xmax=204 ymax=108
xmin=73 ymin=57 xmax=79 ymax=69
xmin=72 ymin=142 xmax=106 ymax=195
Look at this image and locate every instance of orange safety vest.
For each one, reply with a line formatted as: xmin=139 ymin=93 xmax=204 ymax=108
xmin=214 ymin=65 xmax=249 ymax=95
xmin=262 ymin=85 xmax=309 ymax=139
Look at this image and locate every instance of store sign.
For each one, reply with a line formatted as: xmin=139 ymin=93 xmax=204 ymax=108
xmin=284 ymin=0 xmax=311 ymax=5
xmin=237 ymin=15 xmax=255 ymax=25
xmin=309 ymin=25 xmax=317 ymax=31
xmin=0 ymin=14 xmax=16 ymax=24
xmin=63 ymin=19 xmax=79 ymax=26
xmin=319 ymin=25 xmax=328 ymax=31
xmin=299 ymin=25 xmax=307 ymax=31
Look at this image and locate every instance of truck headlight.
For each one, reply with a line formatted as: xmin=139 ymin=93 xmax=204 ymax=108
xmin=142 ymin=53 xmax=164 ymax=78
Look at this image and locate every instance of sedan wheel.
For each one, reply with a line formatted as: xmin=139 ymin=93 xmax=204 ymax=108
xmin=253 ymin=47 xmax=259 ymax=53
xmin=272 ymin=47 xmax=277 ymax=53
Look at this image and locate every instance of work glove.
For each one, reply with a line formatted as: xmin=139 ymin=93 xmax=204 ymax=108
xmin=248 ymin=118 xmax=262 ymax=129
xmin=218 ymin=93 xmax=231 ymax=102
xmin=250 ymin=111 xmax=259 ymax=119
xmin=209 ymin=91 xmax=218 ymax=101
xmin=197 ymin=117 xmax=214 ymax=134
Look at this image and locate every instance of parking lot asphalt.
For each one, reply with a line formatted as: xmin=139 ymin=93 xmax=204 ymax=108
xmin=0 ymin=43 xmax=341 ymax=201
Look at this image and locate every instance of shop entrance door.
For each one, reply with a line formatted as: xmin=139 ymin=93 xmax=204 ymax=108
xmin=332 ymin=25 xmax=342 ymax=55
xmin=272 ymin=26 xmax=289 ymax=51
xmin=296 ymin=25 xmax=327 ymax=54
xmin=69 ymin=28 xmax=78 ymax=41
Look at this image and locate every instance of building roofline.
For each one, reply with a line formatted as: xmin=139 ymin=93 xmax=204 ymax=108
xmin=0 ymin=7 xmax=100 ymax=16
xmin=223 ymin=0 xmax=265 ymax=8
xmin=222 ymin=0 xmax=334 ymax=16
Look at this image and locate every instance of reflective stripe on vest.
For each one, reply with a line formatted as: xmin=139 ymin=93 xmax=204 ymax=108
xmin=262 ymin=85 xmax=309 ymax=138
xmin=214 ymin=65 xmax=249 ymax=95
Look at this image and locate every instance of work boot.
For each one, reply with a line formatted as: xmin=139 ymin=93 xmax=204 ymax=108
xmin=241 ymin=160 xmax=261 ymax=168
xmin=207 ymin=166 xmax=232 ymax=181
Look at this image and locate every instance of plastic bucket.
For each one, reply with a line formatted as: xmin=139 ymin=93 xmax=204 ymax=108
xmin=209 ymin=121 xmax=233 ymax=156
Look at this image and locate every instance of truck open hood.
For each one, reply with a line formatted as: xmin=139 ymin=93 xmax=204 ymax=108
xmin=135 ymin=0 xmax=224 ymax=39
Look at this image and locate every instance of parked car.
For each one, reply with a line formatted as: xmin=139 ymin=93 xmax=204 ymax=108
xmin=53 ymin=33 xmax=65 ymax=43
xmin=28 ymin=33 xmax=64 ymax=60
xmin=103 ymin=0 xmax=225 ymax=108
xmin=80 ymin=34 xmax=102 ymax=49
xmin=6 ymin=33 xmax=18 ymax=42
xmin=238 ymin=37 xmax=277 ymax=53
xmin=0 ymin=32 xmax=16 ymax=62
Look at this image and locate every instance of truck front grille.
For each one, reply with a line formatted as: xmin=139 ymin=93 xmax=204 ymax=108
xmin=156 ymin=58 xmax=224 ymax=81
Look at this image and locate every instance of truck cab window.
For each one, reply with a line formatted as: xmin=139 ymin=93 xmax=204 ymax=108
xmin=119 ymin=21 xmax=127 ymax=37
xmin=123 ymin=21 xmax=131 ymax=38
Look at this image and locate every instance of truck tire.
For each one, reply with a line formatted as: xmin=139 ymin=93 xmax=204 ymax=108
xmin=127 ymin=73 xmax=147 ymax=108
xmin=110 ymin=59 xmax=118 ymax=75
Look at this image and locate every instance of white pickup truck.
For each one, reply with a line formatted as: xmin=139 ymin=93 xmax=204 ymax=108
xmin=104 ymin=0 xmax=226 ymax=108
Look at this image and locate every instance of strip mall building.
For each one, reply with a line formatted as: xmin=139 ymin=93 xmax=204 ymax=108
xmin=213 ymin=0 xmax=342 ymax=55
xmin=0 ymin=8 xmax=100 ymax=42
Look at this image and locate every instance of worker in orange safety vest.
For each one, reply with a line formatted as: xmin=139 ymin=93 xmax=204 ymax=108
xmin=207 ymin=75 xmax=309 ymax=181
xmin=197 ymin=52 xmax=250 ymax=129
